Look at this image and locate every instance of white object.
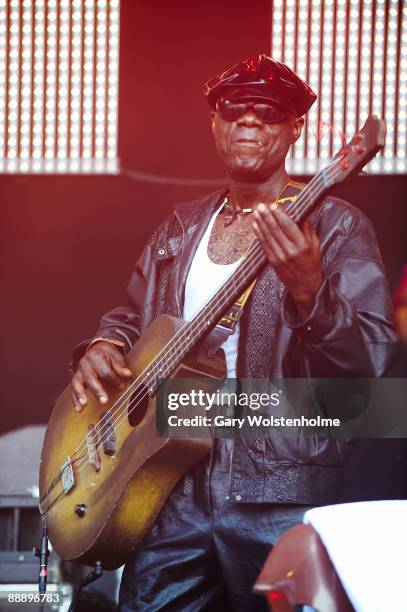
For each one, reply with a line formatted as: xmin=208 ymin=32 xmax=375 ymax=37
xmin=304 ymin=500 xmax=407 ymax=612
xmin=183 ymin=205 xmax=242 ymax=377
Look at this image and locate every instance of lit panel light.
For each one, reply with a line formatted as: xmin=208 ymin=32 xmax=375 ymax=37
xmin=344 ymin=1 xmax=360 ymax=142
xmin=398 ymin=2 xmax=407 ymax=163
xmin=82 ymin=0 xmax=95 ymax=165
xmin=0 ymin=0 xmax=120 ymax=174
xmin=0 ymin=1 xmax=7 ymax=160
xmin=56 ymin=0 xmax=70 ymax=164
xmin=332 ymin=4 xmax=346 ymax=155
xmin=19 ymin=0 xmax=33 ymax=167
xmin=359 ymin=1 xmax=373 ymax=129
xmin=372 ymin=5 xmax=385 ymax=122
xmin=271 ymin=9 xmax=283 ymax=60
xmin=296 ymin=3 xmax=310 ymax=161
xmin=319 ymin=3 xmax=334 ymax=164
xmin=282 ymin=2 xmax=296 ymax=71
xmin=6 ymin=0 xmax=21 ymax=165
xmin=271 ymin=0 xmax=407 ymax=174
xmin=44 ymin=0 xmax=57 ymax=171
xmin=305 ymin=3 xmax=321 ymax=168
xmin=383 ymin=0 xmax=399 ymax=160
xmin=95 ymin=0 xmax=108 ymax=168
xmin=106 ymin=0 xmax=120 ymax=172
xmin=32 ymin=0 xmax=45 ymax=171
xmin=68 ymin=0 xmax=83 ymax=169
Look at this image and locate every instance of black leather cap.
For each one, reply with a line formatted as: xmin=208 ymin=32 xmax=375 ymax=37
xmin=203 ymin=54 xmax=317 ymax=117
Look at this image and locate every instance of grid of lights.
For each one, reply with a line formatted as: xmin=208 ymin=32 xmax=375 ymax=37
xmin=0 ymin=0 xmax=120 ymax=174
xmin=271 ymin=0 xmax=407 ymax=174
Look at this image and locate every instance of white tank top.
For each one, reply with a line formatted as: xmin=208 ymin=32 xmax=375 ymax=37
xmin=183 ymin=206 xmax=242 ymax=377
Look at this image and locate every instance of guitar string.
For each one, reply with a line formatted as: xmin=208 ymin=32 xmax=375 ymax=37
xmin=70 ymin=161 xmax=343 ymax=479
xmin=43 ymin=160 xmax=342 ymax=504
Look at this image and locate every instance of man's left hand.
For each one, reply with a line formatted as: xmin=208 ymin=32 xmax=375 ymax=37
xmin=253 ymin=203 xmax=323 ymax=320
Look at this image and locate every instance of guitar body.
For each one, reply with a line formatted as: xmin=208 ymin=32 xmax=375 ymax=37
xmin=39 ymin=314 xmax=226 ymax=569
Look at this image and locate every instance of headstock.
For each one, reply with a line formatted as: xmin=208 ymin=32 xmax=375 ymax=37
xmin=328 ymin=115 xmax=386 ymax=185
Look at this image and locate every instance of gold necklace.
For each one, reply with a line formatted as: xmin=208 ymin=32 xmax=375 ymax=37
xmin=221 ymin=182 xmax=298 ymax=228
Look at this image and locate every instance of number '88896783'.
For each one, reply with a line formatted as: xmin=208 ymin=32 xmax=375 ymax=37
xmin=7 ymin=592 xmax=62 ymax=605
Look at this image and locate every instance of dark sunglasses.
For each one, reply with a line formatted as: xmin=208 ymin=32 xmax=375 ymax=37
xmin=216 ymin=98 xmax=288 ymax=124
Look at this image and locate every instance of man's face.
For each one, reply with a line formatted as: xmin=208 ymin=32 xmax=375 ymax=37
xmin=211 ymin=99 xmax=304 ymax=182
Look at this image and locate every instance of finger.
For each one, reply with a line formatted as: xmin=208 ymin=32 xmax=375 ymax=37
xmin=301 ymin=219 xmax=315 ymax=242
xmin=269 ymin=204 xmax=306 ymax=246
xmin=311 ymin=229 xmax=320 ymax=252
xmin=253 ymin=218 xmax=285 ymax=264
xmin=71 ymin=371 xmax=88 ymax=410
xmin=71 ymin=388 xmax=83 ymax=412
xmin=109 ymin=353 xmax=133 ymax=379
xmin=87 ymin=351 xmax=124 ymax=388
xmin=256 ymin=204 xmax=297 ymax=256
xmin=302 ymin=220 xmax=321 ymax=253
xmin=80 ymin=361 xmax=109 ymax=404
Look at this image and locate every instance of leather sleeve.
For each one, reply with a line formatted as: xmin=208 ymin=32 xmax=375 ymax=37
xmin=281 ymin=204 xmax=399 ymax=377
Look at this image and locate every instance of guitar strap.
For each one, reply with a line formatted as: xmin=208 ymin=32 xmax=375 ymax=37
xmin=203 ymin=181 xmax=305 ymax=358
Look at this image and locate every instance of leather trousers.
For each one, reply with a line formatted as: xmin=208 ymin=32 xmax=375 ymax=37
xmin=119 ymin=440 xmax=312 ymax=611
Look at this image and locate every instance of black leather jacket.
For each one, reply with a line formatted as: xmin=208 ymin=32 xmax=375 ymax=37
xmin=72 ymin=188 xmax=398 ymax=505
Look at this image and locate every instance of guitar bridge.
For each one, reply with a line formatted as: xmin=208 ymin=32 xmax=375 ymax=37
xmin=61 ymin=457 xmax=75 ymax=493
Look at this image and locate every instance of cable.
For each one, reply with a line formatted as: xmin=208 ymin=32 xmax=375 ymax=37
xmin=67 ymin=561 xmax=104 ymax=612
xmin=122 ymin=167 xmax=226 ymax=187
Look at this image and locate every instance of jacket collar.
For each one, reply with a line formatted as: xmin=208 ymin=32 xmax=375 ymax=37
xmin=174 ymin=187 xmax=228 ymax=231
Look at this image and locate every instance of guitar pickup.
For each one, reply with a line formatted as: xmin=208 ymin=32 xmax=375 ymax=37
xmin=99 ymin=411 xmax=116 ymax=455
xmin=61 ymin=457 xmax=75 ymax=493
xmin=87 ymin=424 xmax=101 ymax=472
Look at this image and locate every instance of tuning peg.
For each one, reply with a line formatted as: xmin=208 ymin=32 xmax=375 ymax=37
xmin=356 ymin=145 xmax=367 ymax=155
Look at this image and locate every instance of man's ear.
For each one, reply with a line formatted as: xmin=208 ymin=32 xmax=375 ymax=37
xmin=210 ymin=110 xmax=217 ymax=134
xmin=292 ymin=116 xmax=305 ymax=144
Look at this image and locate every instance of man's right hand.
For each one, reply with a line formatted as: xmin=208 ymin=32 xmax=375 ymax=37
xmin=71 ymin=341 xmax=133 ymax=411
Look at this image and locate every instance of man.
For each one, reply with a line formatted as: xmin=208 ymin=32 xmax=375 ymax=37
xmin=70 ymin=55 xmax=397 ymax=610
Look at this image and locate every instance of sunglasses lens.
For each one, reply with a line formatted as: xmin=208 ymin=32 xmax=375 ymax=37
xmin=217 ymin=99 xmax=287 ymax=123
xmin=254 ymin=104 xmax=286 ymax=123
xmin=217 ymin=100 xmax=246 ymax=121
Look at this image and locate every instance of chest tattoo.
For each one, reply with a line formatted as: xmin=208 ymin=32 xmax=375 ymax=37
xmin=207 ymin=213 xmax=255 ymax=265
